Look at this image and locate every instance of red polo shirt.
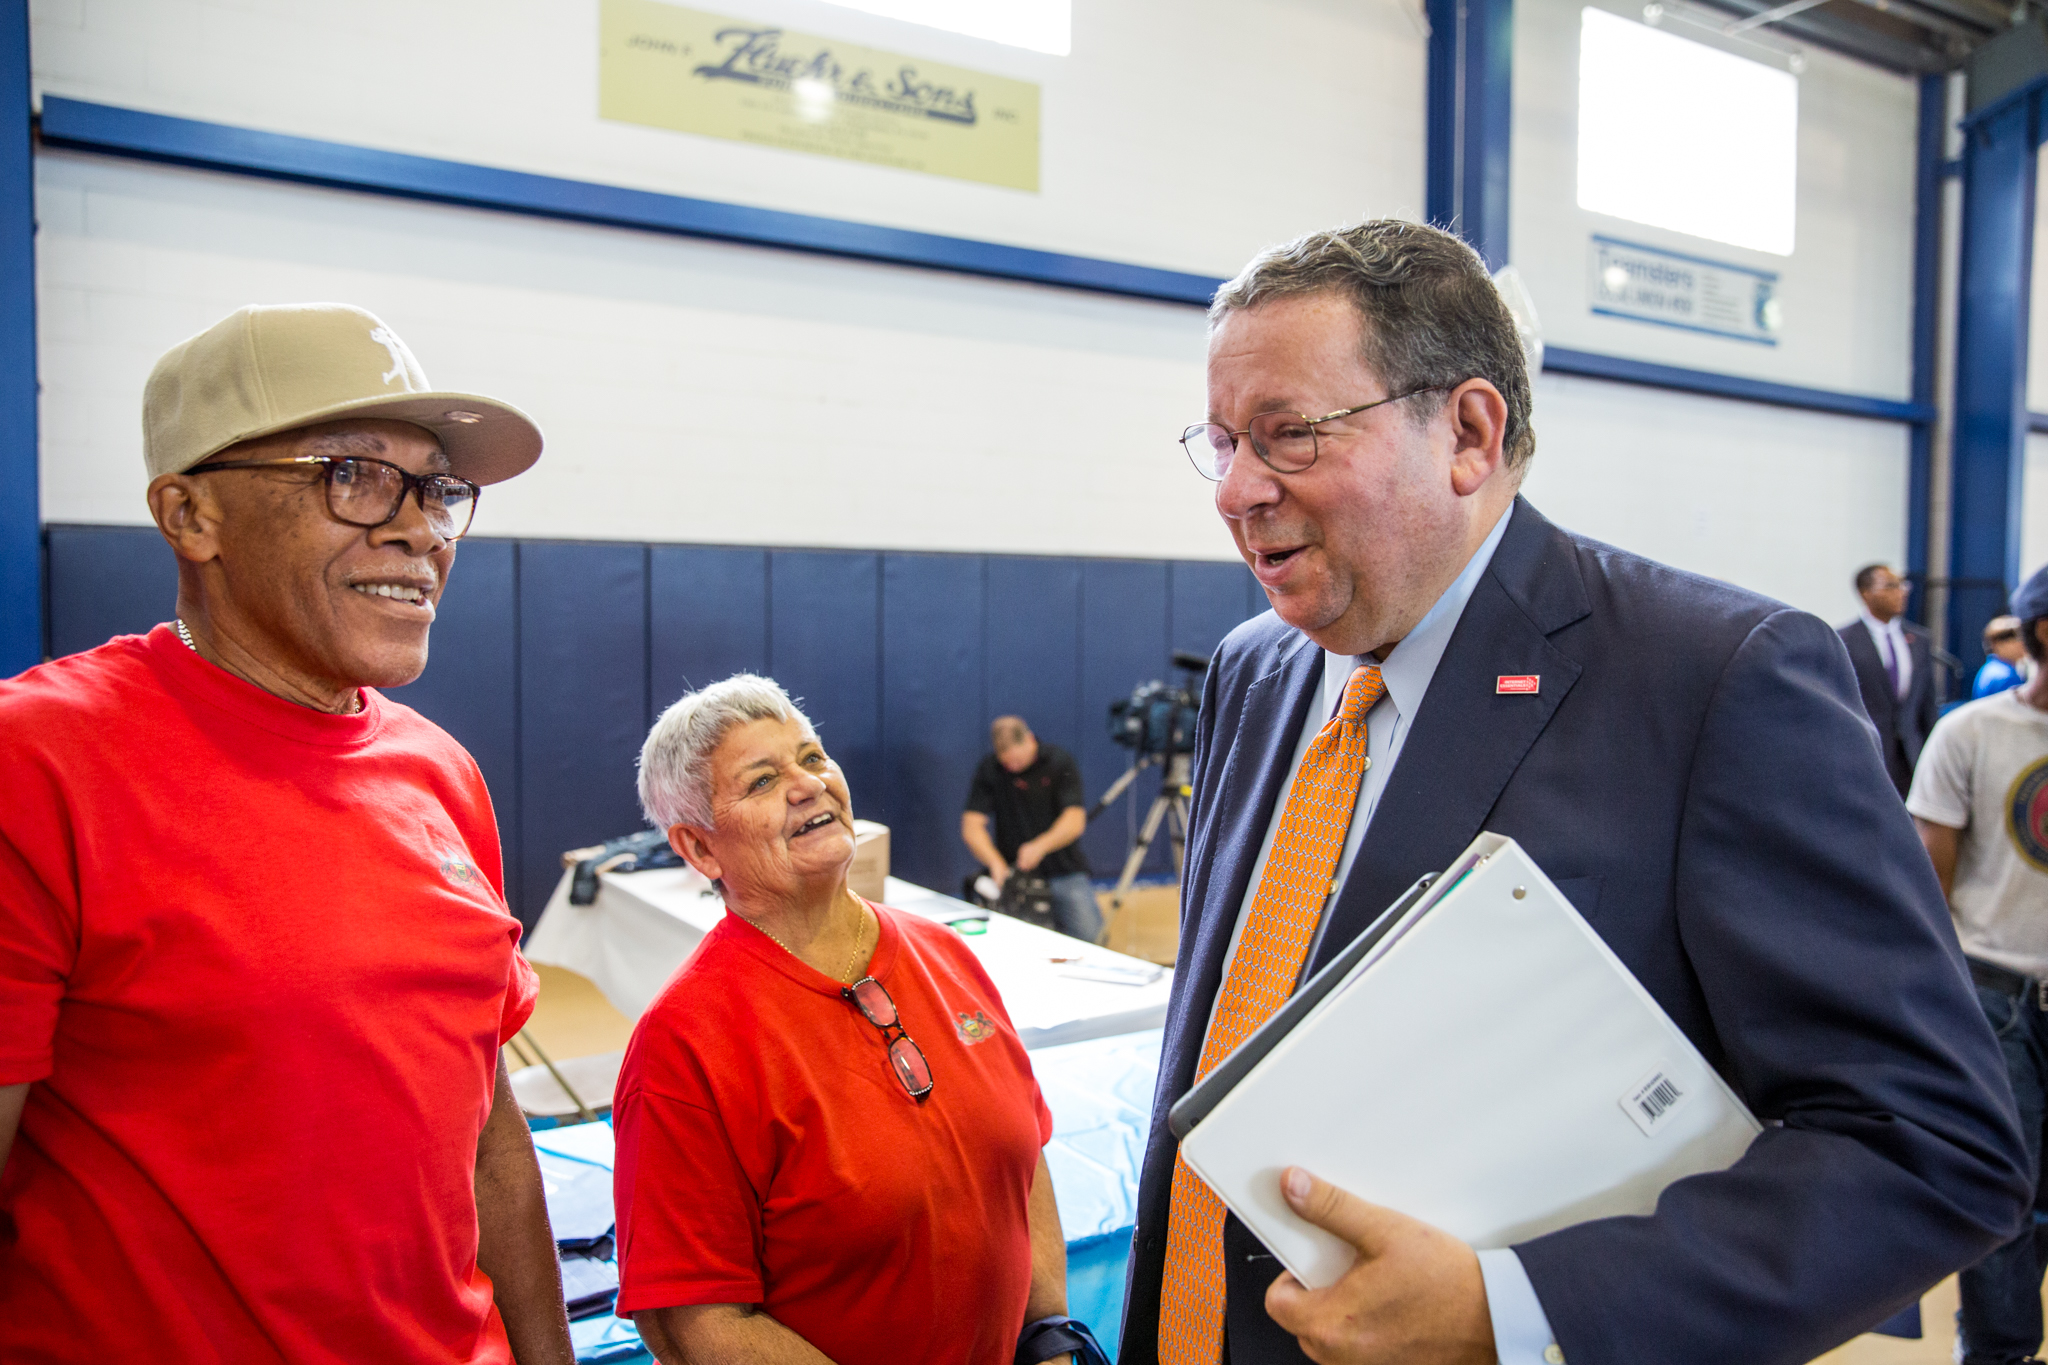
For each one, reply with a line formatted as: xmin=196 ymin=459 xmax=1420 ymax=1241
xmin=613 ymin=902 xmax=1053 ymax=1364
xmin=0 ymin=626 xmax=538 ymax=1364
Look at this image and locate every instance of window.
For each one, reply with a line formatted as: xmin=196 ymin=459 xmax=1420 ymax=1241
xmin=820 ymin=0 xmax=1071 ymax=55
xmin=1576 ymin=7 xmax=1798 ymax=256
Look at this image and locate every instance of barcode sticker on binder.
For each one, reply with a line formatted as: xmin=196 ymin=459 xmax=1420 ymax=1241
xmin=1621 ymin=1065 xmax=1687 ymax=1137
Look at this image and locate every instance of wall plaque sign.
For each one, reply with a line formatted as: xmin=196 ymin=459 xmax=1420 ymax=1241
xmin=1588 ymin=235 xmax=1781 ymax=345
xmin=600 ymin=0 xmax=1041 ymax=191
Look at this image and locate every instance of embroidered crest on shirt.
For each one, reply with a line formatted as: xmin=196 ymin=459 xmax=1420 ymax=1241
xmin=2007 ymin=757 xmax=2048 ymax=873
xmin=956 ymin=1010 xmax=996 ymax=1044
xmin=439 ymin=850 xmax=481 ymax=887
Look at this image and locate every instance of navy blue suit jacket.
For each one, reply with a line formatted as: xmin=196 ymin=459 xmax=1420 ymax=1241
xmin=1837 ymin=618 xmax=1940 ymax=796
xmin=1120 ymin=499 xmax=2027 ymax=1365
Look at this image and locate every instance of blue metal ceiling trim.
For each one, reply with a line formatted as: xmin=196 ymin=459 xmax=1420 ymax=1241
xmin=36 ymin=97 xmax=1226 ymax=308
xmin=1542 ymin=347 xmax=1932 ymax=424
xmin=1948 ymin=88 xmax=2036 ymax=673
xmin=0 ymin=0 xmax=37 ymax=676
xmin=1425 ymin=0 xmax=1513 ymax=270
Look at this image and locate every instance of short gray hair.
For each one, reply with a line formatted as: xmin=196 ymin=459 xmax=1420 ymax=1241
xmin=1211 ymin=219 xmax=1536 ymax=473
xmin=638 ymin=674 xmax=816 ymax=830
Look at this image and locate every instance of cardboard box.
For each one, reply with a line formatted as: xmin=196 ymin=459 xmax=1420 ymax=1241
xmin=1103 ymin=884 xmax=1180 ymax=966
xmin=849 ymin=820 xmax=890 ymax=901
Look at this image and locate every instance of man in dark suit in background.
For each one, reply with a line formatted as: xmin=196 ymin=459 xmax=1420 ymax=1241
xmin=1838 ymin=562 xmax=1939 ymax=796
xmin=1124 ymin=220 xmax=2026 ymax=1365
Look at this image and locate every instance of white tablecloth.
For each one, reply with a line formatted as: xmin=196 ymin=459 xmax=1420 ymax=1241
xmin=524 ymin=864 xmax=1174 ymax=1049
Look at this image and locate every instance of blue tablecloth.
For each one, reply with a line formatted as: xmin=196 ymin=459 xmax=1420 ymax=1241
xmin=537 ymin=1028 xmax=1162 ymax=1363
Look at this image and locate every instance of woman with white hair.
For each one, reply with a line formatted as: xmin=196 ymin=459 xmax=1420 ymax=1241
xmin=611 ymin=674 xmax=1093 ymax=1365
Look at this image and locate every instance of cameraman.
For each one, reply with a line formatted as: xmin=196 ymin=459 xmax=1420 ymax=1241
xmin=962 ymin=717 xmax=1100 ymax=943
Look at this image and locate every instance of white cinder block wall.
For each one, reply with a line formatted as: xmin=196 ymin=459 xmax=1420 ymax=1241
xmin=1512 ymin=0 xmax=1919 ymax=623
xmin=33 ymin=0 xmax=1922 ymax=622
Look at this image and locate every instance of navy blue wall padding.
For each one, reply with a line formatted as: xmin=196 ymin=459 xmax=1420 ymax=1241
xmin=383 ymin=537 xmax=520 ymax=902
xmin=1172 ymin=560 xmax=1254 ymax=667
xmin=1079 ymin=560 xmax=1172 ymax=877
xmin=516 ymin=541 xmax=650 ymax=924
xmin=45 ymin=524 xmax=177 ymax=658
xmin=987 ymin=555 xmax=1086 ymax=753
xmin=769 ymin=550 xmax=883 ymax=845
xmin=880 ymin=553 xmax=986 ymax=894
xmin=648 ymin=545 xmax=770 ymax=701
xmin=39 ymin=525 xmax=1264 ymax=925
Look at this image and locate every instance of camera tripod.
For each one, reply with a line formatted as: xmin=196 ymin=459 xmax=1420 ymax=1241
xmin=1089 ymin=749 xmax=1193 ymax=911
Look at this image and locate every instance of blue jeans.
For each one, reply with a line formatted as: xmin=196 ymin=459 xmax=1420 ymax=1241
xmin=1047 ymin=872 xmax=1103 ymax=945
xmin=1960 ymin=980 xmax=2048 ymax=1364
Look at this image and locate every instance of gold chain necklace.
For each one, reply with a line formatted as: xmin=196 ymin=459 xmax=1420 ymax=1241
xmin=739 ymin=901 xmax=868 ymax=984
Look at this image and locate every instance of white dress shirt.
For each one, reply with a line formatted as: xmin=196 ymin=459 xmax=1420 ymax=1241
xmin=1197 ymin=502 xmax=1561 ymax=1364
xmin=1859 ymin=608 xmax=1913 ymax=701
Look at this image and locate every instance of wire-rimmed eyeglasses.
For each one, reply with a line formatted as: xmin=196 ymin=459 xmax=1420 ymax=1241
xmin=842 ymin=976 xmax=934 ymax=1102
xmin=1180 ymin=387 xmax=1445 ymax=481
xmin=185 ymin=454 xmax=481 ymax=540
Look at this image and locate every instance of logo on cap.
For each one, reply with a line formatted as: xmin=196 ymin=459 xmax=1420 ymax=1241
xmin=1496 ymin=675 xmax=1540 ymax=695
xmin=368 ymin=326 xmax=409 ymax=387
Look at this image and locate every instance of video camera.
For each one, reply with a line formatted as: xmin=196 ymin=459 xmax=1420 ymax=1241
xmin=1106 ymin=650 xmax=1210 ymax=758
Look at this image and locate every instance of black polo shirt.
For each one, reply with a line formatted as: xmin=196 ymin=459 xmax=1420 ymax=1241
xmin=964 ymin=744 xmax=1091 ymax=879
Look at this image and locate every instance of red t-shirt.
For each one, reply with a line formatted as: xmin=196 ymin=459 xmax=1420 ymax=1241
xmin=0 ymin=627 xmax=539 ymax=1364
xmin=612 ymin=902 xmax=1054 ymax=1364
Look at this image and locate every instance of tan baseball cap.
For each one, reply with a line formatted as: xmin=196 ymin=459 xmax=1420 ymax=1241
xmin=142 ymin=303 xmax=543 ymax=484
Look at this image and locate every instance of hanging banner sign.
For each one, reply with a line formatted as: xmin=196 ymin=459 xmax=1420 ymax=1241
xmin=599 ymin=0 xmax=1041 ymax=191
xmin=1588 ymin=236 xmax=1781 ymax=345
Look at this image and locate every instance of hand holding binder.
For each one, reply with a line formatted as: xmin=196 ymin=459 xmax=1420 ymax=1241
xmin=1261 ymin=1166 xmax=1496 ymax=1365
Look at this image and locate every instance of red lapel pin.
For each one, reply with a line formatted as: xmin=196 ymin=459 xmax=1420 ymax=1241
xmin=1496 ymin=675 xmax=1540 ymax=695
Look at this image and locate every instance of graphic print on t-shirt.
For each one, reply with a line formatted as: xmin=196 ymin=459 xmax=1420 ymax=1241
xmin=422 ymin=815 xmax=490 ymax=895
xmin=2009 ymin=757 xmax=2048 ymax=872
xmin=957 ymin=1009 xmax=996 ymax=1043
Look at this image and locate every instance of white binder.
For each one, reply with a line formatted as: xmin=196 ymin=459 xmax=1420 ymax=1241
xmin=1173 ymin=833 xmax=1761 ymax=1290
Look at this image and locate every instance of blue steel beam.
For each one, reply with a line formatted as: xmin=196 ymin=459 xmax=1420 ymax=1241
xmin=1949 ymin=81 xmax=2042 ymax=675
xmin=1426 ymin=0 xmax=1513 ymax=269
xmin=0 ymin=0 xmax=35 ymax=677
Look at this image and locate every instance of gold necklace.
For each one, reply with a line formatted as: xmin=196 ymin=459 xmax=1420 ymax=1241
xmin=174 ymin=618 xmax=363 ymax=715
xmin=741 ymin=901 xmax=868 ymax=983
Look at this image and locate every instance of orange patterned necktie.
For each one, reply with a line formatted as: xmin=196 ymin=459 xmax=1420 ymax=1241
xmin=1158 ymin=662 xmax=1386 ymax=1365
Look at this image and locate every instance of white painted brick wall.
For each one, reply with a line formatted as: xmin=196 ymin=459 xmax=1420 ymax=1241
xmin=27 ymin=0 xmax=1930 ymax=607
xmin=1514 ymin=0 xmax=1918 ymax=400
xmin=27 ymin=0 xmax=1428 ymax=279
xmin=35 ymin=151 xmax=1232 ymax=559
xmin=1522 ymin=370 xmax=1911 ymax=623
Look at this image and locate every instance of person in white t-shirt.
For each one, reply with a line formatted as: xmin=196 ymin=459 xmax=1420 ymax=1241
xmin=1909 ymin=562 xmax=2048 ymax=1365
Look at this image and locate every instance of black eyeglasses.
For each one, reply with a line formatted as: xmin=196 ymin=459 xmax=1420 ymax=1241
xmin=842 ymin=976 xmax=934 ymax=1102
xmin=186 ymin=455 xmax=481 ymax=540
xmin=1180 ymin=387 xmax=1446 ymax=481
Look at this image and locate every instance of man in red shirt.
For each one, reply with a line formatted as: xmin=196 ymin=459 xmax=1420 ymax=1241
xmin=0 ymin=303 xmax=574 ymax=1364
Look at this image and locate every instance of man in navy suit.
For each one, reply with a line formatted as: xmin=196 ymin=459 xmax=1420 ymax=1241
xmin=1122 ymin=220 xmax=2027 ymax=1365
xmin=1837 ymin=563 xmax=1941 ymax=797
